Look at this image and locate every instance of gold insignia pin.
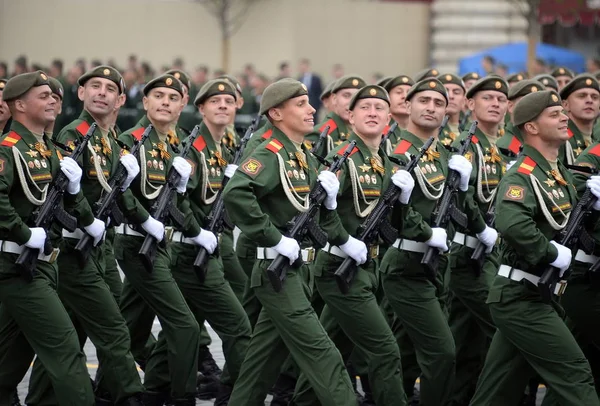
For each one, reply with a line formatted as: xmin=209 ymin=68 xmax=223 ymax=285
xmin=218 ymin=84 xmax=225 ymax=91
xmin=473 ymin=73 xmax=479 ymax=78
xmin=429 ymin=81 xmax=436 ymax=88
xmin=543 ymin=79 xmax=549 ymax=85
xmin=495 ymin=81 xmax=502 ymax=89
xmin=369 ymin=88 xmax=377 ymax=96
xmin=402 ymin=77 xmax=408 ymax=83
xmin=445 ymin=75 xmax=452 ymax=81
xmin=103 ymin=68 xmax=110 ymax=75
xmin=352 ymin=79 xmax=359 ymax=87
xmin=432 ymin=69 xmax=438 ymax=75
xmin=174 ymin=72 xmax=181 ymax=79
xmin=586 ymin=78 xmax=593 ymax=86
xmin=40 ymin=73 xmax=47 ymax=80
xmin=559 ymin=68 xmax=565 ymax=74
xmin=301 ymin=83 xmax=307 ymax=91
xmin=0 ymin=83 xmax=4 ymax=89
xmin=552 ymin=94 xmax=559 ymax=102
xmin=531 ymin=86 xmax=538 ymax=92
xmin=166 ymin=78 xmax=173 ymax=86
xmin=517 ymin=75 xmax=523 ymax=80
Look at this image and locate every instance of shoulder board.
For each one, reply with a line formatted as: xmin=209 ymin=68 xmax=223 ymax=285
xmin=337 ymin=146 xmax=359 ymax=156
xmin=193 ymin=136 xmax=206 ymax=152
xmin=471 ymin=135 xmax=479 ymax=144
xmin=76 ymin=121 xmax=90 ymax=136
xmin=1 ymin=131 xmax=21 ymax=147
xmin=589 ymin=144 xmax=600 ymax=157
xmin=568 ymin=128 xmax=574 ymax=139
xmin=261 ymin=128 xmax=273 ymax=139
xmin=517 ymin=156 xmax=536 ymax=175
xmin=320 ymin=119 xmax=337 ymax=134
xmin=265 ymin=139 xmax=283 ymax=153
xmin=508 ymin=136 xmax=521 ymax=155
xmin=393 ymin=139 xmax=412 ymax=155
xmin=131 ymin=127 xmax=146 ymax=141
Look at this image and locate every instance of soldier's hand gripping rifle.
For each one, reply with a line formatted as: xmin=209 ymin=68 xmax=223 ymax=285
xmin=138 ymin=125 xmax=201 ymax=273
xmin=334 ymin=136 xmax=434 ymax=294
xmin=74 ymin=125 xmax=152 ymax=267
xmin=379 ymin=121 xmax=399 ymax=148
xmin=310 ymin=125 xmax=330 ymax=165
xmin=192 ymin=117 xmax=260 ymax=283
xmin=16 ymin=123 xmax=97 ymax=280
xmin=266 ymin=141 xmax=357 ymax=292
xmin=421 ymin=121 xmax=478 ymax=281
xmin=470 ymin=204 xmax=495 ymax=276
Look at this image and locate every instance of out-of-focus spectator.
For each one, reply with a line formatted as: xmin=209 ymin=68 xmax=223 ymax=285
xmin=0 ymin=62 xmax=7 ymax=79
xmin=213 ymin=69 xmax=226 ymax=79
xmin=173 ymin=57 xmax=185 ymax=70
xmin=332 ymin=63 xmax=344 ymax=80
xmin=276 ymin=61 xmax=291 ymax=80
xmin=49 ymin=59 xmax=64 ymax=82
xmin=532 ymin=58 xmax=548 ymax=75
xmin=75 ymin=58 xmax=87 ymax=73
xmin=31 ymin=63 xmax=46 ymax=72
xmin=495 ymin=63 xmax=508 ymax=78
xmin=481 ymin=55 xmax=495 ymax=75
xmin=371 ymin=72 xmax=384 ymax=84
xmin=193 ymin=65 xmax=209 ymax=88
xmin=13 ymin=55 xmax=28 ymax=76
xmin=298 ymin=58 xmax=323 ymax=117
xmin=140 ymin=62 xmax=154 ymax=82
xmin=128 ymin=54 xmax=139 ymax=72
xmin=90 ymin=59 xmax=103 ymax=69
xmin=587 ymin=57 xmax=600 ymax=73
xmin=250 ymin=73 xmax=270 ymax=106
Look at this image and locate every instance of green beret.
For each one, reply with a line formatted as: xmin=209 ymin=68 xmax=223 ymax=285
xmin=48 ymin=77 xmax=64 ymax=100
xmin=466 ymin=76 xmax=509 ymax=98
xmin=550 ymin=66 xmax=574 ymax=79
xmin=559 ymin=73 xmax=600 ymax=100
xmin=406 ymin=78 xmax=448 ymax=104
xmin=506 ymin=73 xmax=526 ymax=83
xmin=143 ymin=74 xmax=184 ymax=97
xmin=165 ymin=69 xmax=192 ymax=90
xmin=349 ymin=85 xmax=390 ymax=111
xmin=331 ymin=75 xmax=366 ymax=93
xmin=194 ymin=79 xmax=237 ymax=106
xmin=414 ymin=68 xmax=439 ymax=82
xmin=513 ymin=90 xmax=562 ymax=127
xmin=320 ymin=81 xmax=334 ymax=100
xmin=260 ymin=78 xmax=308 ymax=116
xmin=2 ymin=71 xmax=50 ymax=102
xmin=461 ymin=72 xmax=481 ymax=82
xmin=376 ymin=76 xmax=393 ymax=88
xmin=0 ymin=79 xmax=7 ymax=92
xmin=437 ymin=73 xmax=465 ymax=91
xmin=532 ymin=74 xmax=558 ymax=91
xmin=384 ymin=75 xmax=415 ymax=92
xmin=217 ymin=74 xmax=243 ymax=94
xmin=78 ymin=65 xmax=125 ymax=94
xmin=508 ymin=79 xmax=545 ymax=101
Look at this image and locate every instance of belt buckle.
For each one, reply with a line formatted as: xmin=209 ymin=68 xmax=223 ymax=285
xmin=164 ymin=227 xmax=174 ymax=242
xmin=556 ymin=280 xmax=568 ymax=296
xmin=305 ymin=248 xmax=316 ymax=263
xmin=48 ymin=248 xmax=60 ymax=264
xmin=369 ymin=245 xmax=379 ymax=259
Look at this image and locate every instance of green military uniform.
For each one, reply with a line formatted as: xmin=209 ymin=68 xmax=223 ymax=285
xmin=0 ymin=73 xmax=95 ymax=405
xmin=27 ymin=98 xmax=144 ymax=404
xmin=382 ymin=74 xmax=415 ymax=155
xmin=470 ymin=90 xmax=599 ymax=406
xmin=115 ymin=75 xmax=201 ymax=401
xmin=380 ymin=79 xmax=457 ymax=406
xmin=224 ymin=79 xmax=356 ymax=406
xmin=437 ymin=73 xmax=467 ymax=148
xmin=292 ymin=86 xmax=406 ymax=406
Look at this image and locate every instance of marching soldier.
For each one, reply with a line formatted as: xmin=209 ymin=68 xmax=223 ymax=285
xmin=0 ymin=71 xmax=95 ymax=404
xmin=381 ymin=74 xmax=415 ymax=154
xmin=223 ymin=78 xmax=357 ymax=406
xmin=290 ymin=85 xmax=413 ymax=406
xmin=437 ymin=73 xmax=467 ymax=148
xmin=559 ymin=73 xmax=600 ymax=165
xmin=414 ymin=68 xmax=439 ymax=83
xmin=462 ymin=72 xmax=481 ymax=90
xmin=469 ymin=90 xmax=599 ymax=406
xmin=115 ymin=74 xmax=201 ymax=405
xmin=506 ymin=73 xmax=526 ymax=88
xmin=533 ymin=74 xmax=559 ymax=92
xmin=550 ymin=66 xmax=575 ymax=91
xmin=319 ymin=81 xmax=335 ymax=114
xmin=45 ymin=77 xmax=64 ymax=136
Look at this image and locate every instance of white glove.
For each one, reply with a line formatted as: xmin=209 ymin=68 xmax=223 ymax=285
xmin=339 ymin=236 xmax=368 ymax=265
xmin=191 ymin=228 xmax=218 ymax=254
xmin=392 ymin=170 xmax=415 ymax=204
xmin=84 ymin=218 xmax=106 ymax=246
xmin=506 ymin=160 xmax=517 ymax=171
xmin=141 ymin=216 xmax=165 ymax=242
xmin=270 ymin=235 xmax=300 ymax=265
xmin=172 ymin=156 xmax=192 ymax=194
xmin=224 ymin=164 xmax=238 ymax=178
xmin=119 ymin=154 xmax=140 ymax=191
xmin=586 ymin=175 xmax=600 ymax=211
xmin=318 ymin=171 xmax=340 ymax=210
xmin=476 ymin=226 xmax=498 ymax=254
xmin=448 ymin=155 xmax=473 ymax=192
xmin=60 ymin=157 xmax=82 ymax=195
xmin=549 ymin=240 xmax=572 ymax=277
xmin=25 ymin=227 xmax=47 ymax=250
xmin=425 ymin=227 xmax=448 ymax=253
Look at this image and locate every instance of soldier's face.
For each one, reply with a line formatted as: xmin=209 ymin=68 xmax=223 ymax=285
xmin=563 ymin=89 xmax=600 ymax=123
xmin=528 ymin=106 xmax=569 ymax=143
xmin=143 ymin=88 xmax=183 ymax=125
xmin=333 ymin=89 xmax=359 ymax=122
xmin=199 ymin=94 xmax=236 ymax=127
xmin=349 ymin=99 xmax=390 ymax=139
xmin=407 ymin=90 xmax=447 ymax=130
xmin=389 ymin=85 xmax=410 ymax=116
xmin=51 ymin=94 xmax=63 ymax=118
xmin=322 ymin=95 xmax=332 ymax=112
xmin=464 ymin=79 xmax=477 ymax=90
xmin=79 ymin=78 xmax=119 ymax=118
xmin=444 ymin=84 xmax=465 ymax=115
xmin=269 ymin=95 xmax=315 ymax=136
xmin=0 ymin=91 xmax=10 ymax=122
xmin=468 ymin=91 xmax=507 ymax=126
xmin=19 ymin=85 xmax=56 ymax=126
xmin=555 ymin=76 xmax=572 ymax=91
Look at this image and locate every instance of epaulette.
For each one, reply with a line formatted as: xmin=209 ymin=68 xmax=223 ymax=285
xmin=320 ymin=119 xmax=337 ymax=134
xmin=393 ymin=139 xmax=412 ymax=155
xmin=261 ymin=129 xmax=273 ymax=139
xmin=589 ymin=144 xmax=600 ymax=157
xmin=193 ymin=136 xmax=206 ymax=152
xmin=131 ymin=127 xmax=146 ymax=141
xmin=265 ymin=139 xmax=283 ymax=153
xmin=76 ymin=121 xmax=91 ymax=136
xmin=337 ymin=145 xmax=358 ymax=156
xmin=517 ymin=156 xmax=536 ymax=175
xmin=1 ymin=131 xmax=21 ymax=147
xmin=508 ymin=136 xmax=521 ymax=155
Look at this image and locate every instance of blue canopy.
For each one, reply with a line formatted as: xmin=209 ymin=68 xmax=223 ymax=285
xmin=458 ymin=42 xmax=586 ymax=76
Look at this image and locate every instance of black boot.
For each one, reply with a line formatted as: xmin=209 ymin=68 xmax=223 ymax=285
xmin=270 ymin=373 xmax=296 ymax=406
xmin=197 ymin=346 xmax=222 ymax=400
xmin=170 ymin=395 xmax=195 ymax=406
xmin=10 ymin=392 xmax=21 ymax=406
xmin=213 ymin=384 xmax=232 ymax=406
xmin=95 ymin=394 xmax=113 ymax=406
xmin=141 ymin=391 xmax=169 ymax=406
xmin=117 ymin=394 xmax=145 ymax=406
xmin=359 ymin=375 xmax=375 ymax=406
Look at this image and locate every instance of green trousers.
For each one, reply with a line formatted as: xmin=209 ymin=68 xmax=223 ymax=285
xmin=447 ymin=243 xmax=497 ymax=405
xmin=292 ymin=251 xmax=406 ymax=406
xmin=102 ymin=228 xmax=123 ymax=302
xmin=380 ymin=247 xmax=455 ymax=406
xmin=221 ymin=229 xmax=247 ymax=303
xmin=0 ymin=253 xmax=94 ymax=406
xmin=26 ymin=237 xmax=144 ymax=405
xmin=470 ymin=276 xmax=599 ymax=406
xmin=227 ymin=259 xmax=357 ymax=406
xmin=235 ymin=232 xmax=262 ymax=327
xmin=114 ymin=234 xmax=200 ymax=398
